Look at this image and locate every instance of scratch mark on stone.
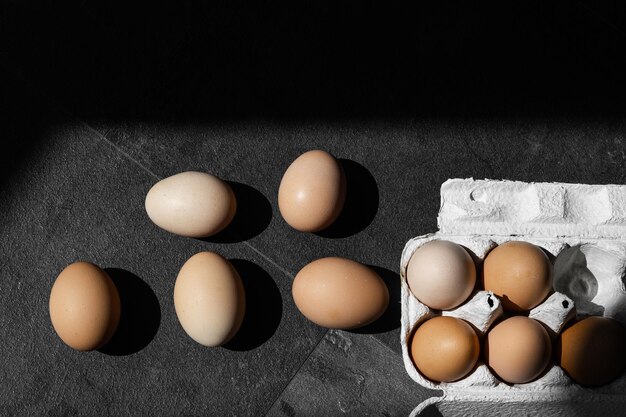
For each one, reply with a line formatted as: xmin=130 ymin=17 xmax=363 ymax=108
xmin=354 ymin=372 xmax=366 ymax=399
xmin=49 ymin=368 xmax=69 ymax=406
xmin=325 ymin=330 xmax=353 ymax=352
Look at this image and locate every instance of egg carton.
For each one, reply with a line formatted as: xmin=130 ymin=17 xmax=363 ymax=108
xmin=400 ymin=178 xmax=626 ymax=417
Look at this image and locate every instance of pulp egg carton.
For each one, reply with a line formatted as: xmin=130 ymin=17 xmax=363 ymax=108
xmin=400 ymin=178 xmax=626 ymax=417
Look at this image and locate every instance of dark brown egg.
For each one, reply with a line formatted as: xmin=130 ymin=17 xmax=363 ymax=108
xmin=558 ymin=316 xmax=626 ymax=387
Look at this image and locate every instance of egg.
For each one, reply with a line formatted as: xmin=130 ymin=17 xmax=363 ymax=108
xmin=410 ymin=316 xmax=480 ymax=382
xmin=292 ymin=257 xmax=388 ymax=329
xmin=145 ymin=171 xmax=236 ymax=238
xmin=278 ymin=150 xmax=346 ymax=232
xmin=485 ymin=316 xmax=552 ymax=384
xmin=49 ymin=262 xmax=121 ymax=351
xmin=174 ymin=252 xmax=245 ymax=347
xmin=406 ymin=240 xmax=476 ymax=310
xmin=482 ymin=241 xmax=553 ymax=312
xmin=558 ymin=316 xmax=626 ymax=386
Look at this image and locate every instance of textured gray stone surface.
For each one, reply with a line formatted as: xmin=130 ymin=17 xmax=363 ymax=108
xmin=1 ymin=2 xmax=626 ymax=416
xmin=0 ymin=83 xmax=328 ymax=415
xmin=266 ymin=331 xmax=438 ymax=417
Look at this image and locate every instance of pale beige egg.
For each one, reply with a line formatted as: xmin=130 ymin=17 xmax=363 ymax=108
xmin=292 ymin=257 xmax=388 ymax=329
xmin=406 ymin=240 xmax=476 ymax=310
xmin=145 ymin=171 xmax=236 ymax=238
xmin=278 ymin=150 xmax=346 ymax=232
xmin=174 ymin=252 xmax=245 ymax=347
xmin=49 ymin=262 xmax=121 ymax=351
xmin=410 ymin=316 xmax=480 ymax=382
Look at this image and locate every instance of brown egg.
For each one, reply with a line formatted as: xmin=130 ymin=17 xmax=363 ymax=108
xmin=407 ymin=240 xmax=476 ymax=310
xmin=174 ymin=252 xmax=245 ymax=347
xmin=292 ymin=257 xmax=388 ymax=329
xmin=410 ymin=316 xmax=480 ymax=382
xmin=278 ymin=150 xmax=346 ymax=232
xmin=482 ymin=241 xmax=553 ymax=312
xmin=49 ymin=262 xmax=121 ymax=351
xmin=485 ymin=316 xmax=552 ymax=384
xmin=145 ymin=171 xmax=237 ymax=238
xmin=558 ymin=316 xmax=626 ymax=387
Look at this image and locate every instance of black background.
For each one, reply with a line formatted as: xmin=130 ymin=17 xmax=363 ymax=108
xmin=1 ymin=2 xmax=625 ymax=416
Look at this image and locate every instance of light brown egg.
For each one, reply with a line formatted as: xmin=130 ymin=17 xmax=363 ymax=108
xmin=49 ymin=262 xmax=121 ymax=351
xmin=406 ymin=240 xmax=476 ymax=310
xmin=482 ymin=241 xmax=553 ymax=312
xmin=410 ymin=316 xmax=480 ymax=382
xmin=145 ymin=171 xmax=236 ymax=238
xmin=278 ymin=150 xmax=346 ymax=232
xmin=292 ymin=257 xmax=388 ymax=329
xmin=174 ymin=252 xmax=245 ymax=347
xmin=558 ymin=316 xmax=626 ymax=387
xmin=485 ymin=316 xmax=552 ymax=384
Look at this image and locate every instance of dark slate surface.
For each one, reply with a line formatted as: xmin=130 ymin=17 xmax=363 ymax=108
xmin=0 ymin=69 xmax=329 ymax=415
xmin=1 ymin=2 xmax=626 ymax=416
xmin=265 ymin=330 xmax=438 ymax=417
xmin=94 ymin=116 xmax=626 ymax=356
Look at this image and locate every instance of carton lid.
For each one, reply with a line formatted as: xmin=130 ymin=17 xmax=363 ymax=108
xmin=438 ymin=178 xmax=626 ymax=239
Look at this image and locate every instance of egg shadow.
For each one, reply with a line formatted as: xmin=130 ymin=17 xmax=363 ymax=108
xmin=459 ymin=244 xmax=482 ymax=292
xmin=477 ymin=243 xmax=497 ymax=289
xmin=315 ymin=159 xmax=379 ymax=239
xmin=99 ymin=268 xmax=161 ymax=356
xmin=200 ymin=181 xmax=272 ymax=243
xmin=539 ymin=245 xmax=557 ymax=263
xmin=223 ymin=259 xmax=283 ymax=351
xmin=348 ymin=266 xmax=400 ymax=335
xmin=418 ymin=404 xmax=445 ymax=417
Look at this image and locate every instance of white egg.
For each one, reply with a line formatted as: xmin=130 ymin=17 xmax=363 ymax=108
xmin=145 ymin=171 xmax=236 ymax=238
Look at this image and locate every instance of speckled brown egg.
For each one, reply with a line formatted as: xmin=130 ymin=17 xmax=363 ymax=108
xmin=292 ymin=257 xmax=388 ymax=329
xmin=278 ymin=150 xmax=346 ymax=232
xmin=145 ymin=171 xmax=236 ymax=238
xmin=482 ymin=241 xmax=553 ymax=312
xmin=558 ymin=316 xmax=626 ymax=387
xmin=407 ymin=240 xmax=476 ymax=310
xmin=485 ymin=316 xmax=552 ymax=384
xmin=174 ymin=252 xmax=245 ymax=347
xmin=410 ymin=316 xmax=480 ymax=382
xmin=49 ymin=262 xmax=121 ymax=351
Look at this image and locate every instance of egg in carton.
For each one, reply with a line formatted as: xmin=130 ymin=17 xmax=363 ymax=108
xmin=400 ymin=178 xmax=626 ymax=417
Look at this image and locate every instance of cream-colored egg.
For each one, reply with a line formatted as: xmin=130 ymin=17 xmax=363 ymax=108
xmin=49 ymin=262 xmax=121 ymax=351
xmin=278 ymin=150 xmax=346 ymax=232
xmin=145 ymin=171 xmax=236 ymax=238
xmin=406 ymin=240 xmax=476 ymax=310
xmin=292 ymin=257 xmax=388 ymax=329
xmin=174 ymin=252 xmax=245 ymax=347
